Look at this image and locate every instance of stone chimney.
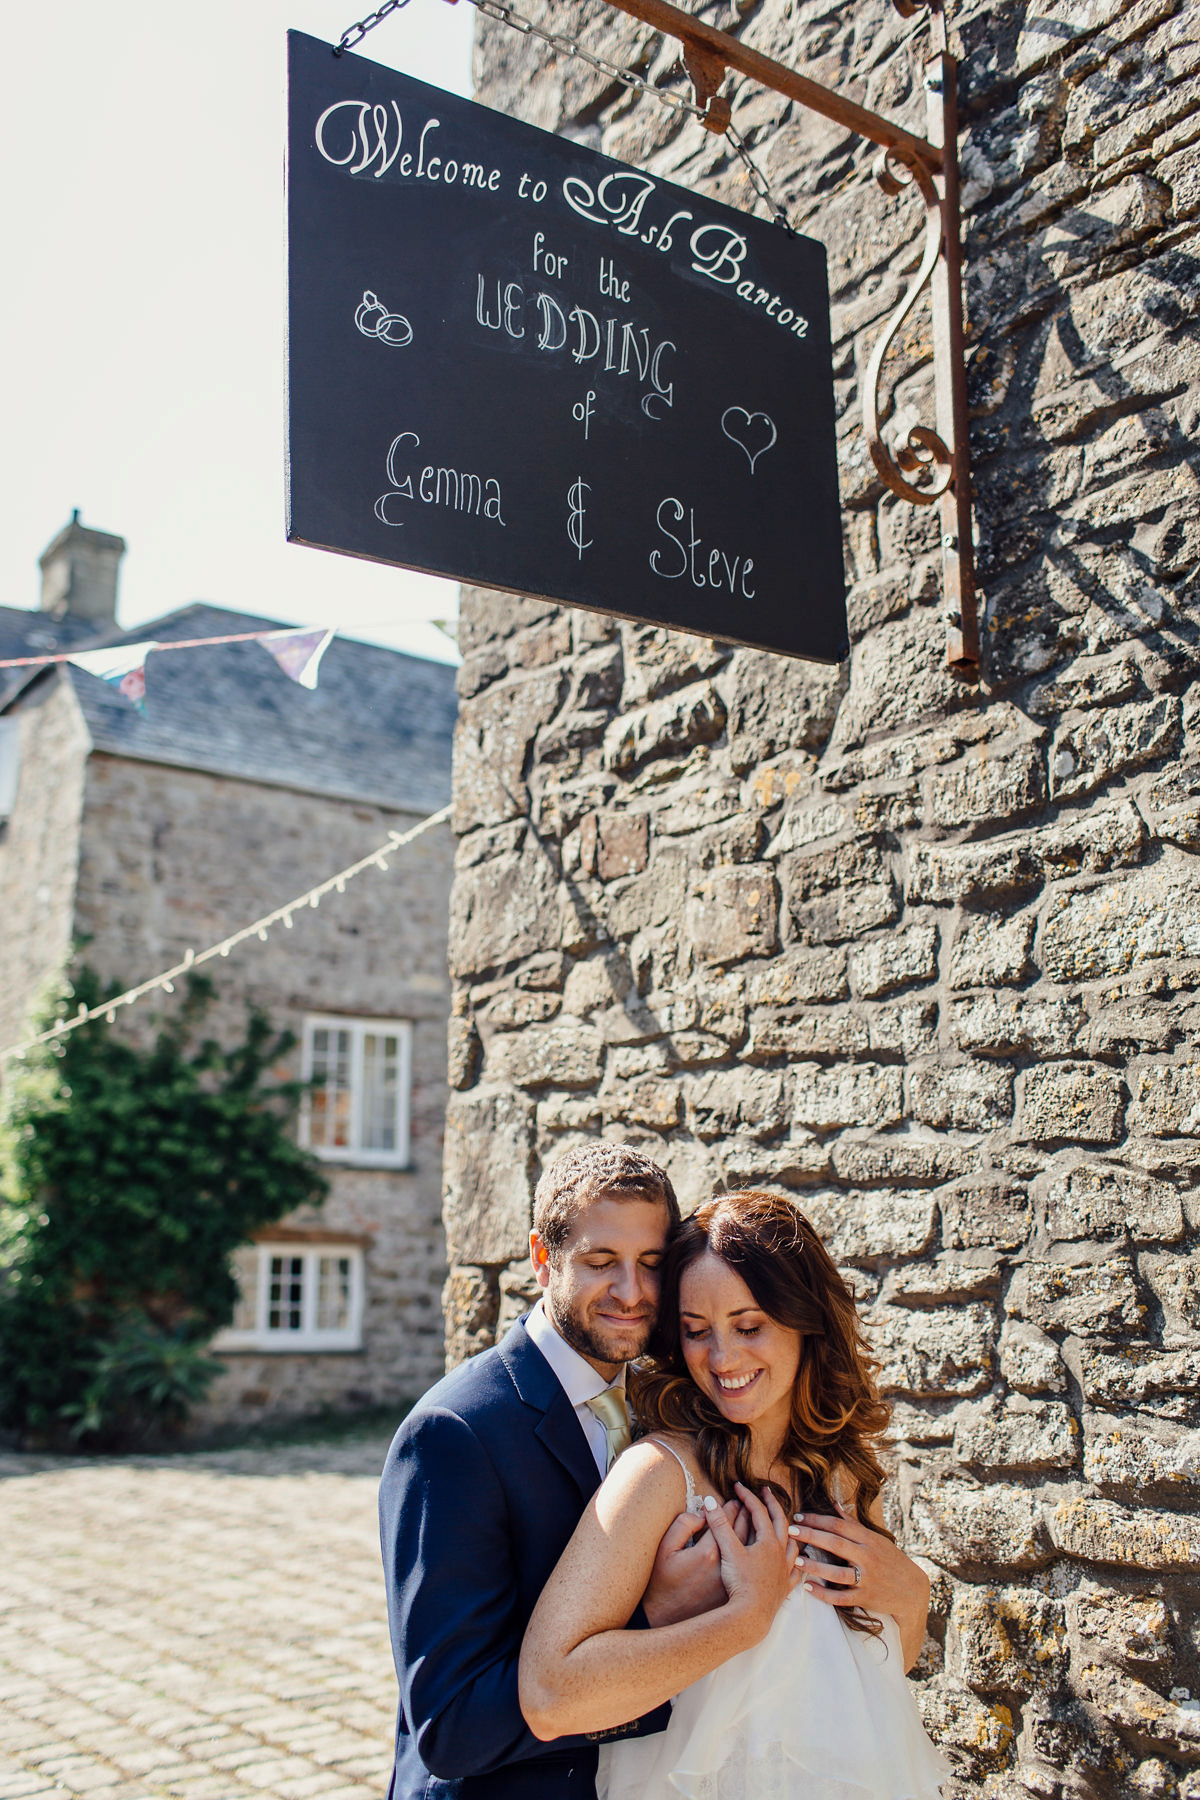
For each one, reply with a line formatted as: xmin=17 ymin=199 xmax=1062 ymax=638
xmin=38 ymin=511 xmax=126 ymax=625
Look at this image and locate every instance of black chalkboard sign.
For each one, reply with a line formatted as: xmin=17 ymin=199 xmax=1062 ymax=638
xmin=286 ymin=30 xmax=847 ymax=663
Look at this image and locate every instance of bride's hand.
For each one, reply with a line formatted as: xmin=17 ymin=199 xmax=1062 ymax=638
xmin=703 ymin=1484 xmax=791 ymax=1646
xmin=789 ymin=1503 xmax=931 ymax=1670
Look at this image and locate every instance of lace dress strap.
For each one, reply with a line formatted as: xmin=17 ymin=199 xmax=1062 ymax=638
xmin=647 ymin=1438 xmax=704 ymax=1514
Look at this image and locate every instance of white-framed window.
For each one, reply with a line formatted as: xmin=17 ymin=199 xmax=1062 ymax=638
xmin=213 ymin=1241 xmax=365 ymax=1352
xmin=300 ymin=1014 xmax=412 ymax=1167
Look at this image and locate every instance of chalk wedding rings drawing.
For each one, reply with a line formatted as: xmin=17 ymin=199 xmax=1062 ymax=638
xmin=356 ymin=289 xmax=414 ymax=347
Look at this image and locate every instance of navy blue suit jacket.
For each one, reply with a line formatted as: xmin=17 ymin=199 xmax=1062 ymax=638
xmin=379 ymin=1320 xmax=671 ymax=1800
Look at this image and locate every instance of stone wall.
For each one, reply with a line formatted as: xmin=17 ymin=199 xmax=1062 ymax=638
xmin=446 ymin=1 xmax=1200 ymax=1794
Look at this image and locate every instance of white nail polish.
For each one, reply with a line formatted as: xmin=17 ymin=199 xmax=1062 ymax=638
xmin=703 ymin=1494 xmax=718 ymax=1513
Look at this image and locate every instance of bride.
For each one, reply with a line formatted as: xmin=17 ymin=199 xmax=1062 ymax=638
xmin=519 ymin=1189 xmax=949 ymax=1800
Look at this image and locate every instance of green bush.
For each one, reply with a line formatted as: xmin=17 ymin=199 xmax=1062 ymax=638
xmin=0 ymin=970 xmax=328 ymax=1448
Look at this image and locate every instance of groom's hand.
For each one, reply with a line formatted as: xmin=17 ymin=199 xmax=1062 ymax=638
xmin=640 ymin=1499 xmax=749 ymax=1627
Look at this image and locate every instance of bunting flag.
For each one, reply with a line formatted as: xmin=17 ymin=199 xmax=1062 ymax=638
xmin=66 ymin=642 xmax=159 ymax=714
xmin=258 ymin=626 xmax=335 ymax=689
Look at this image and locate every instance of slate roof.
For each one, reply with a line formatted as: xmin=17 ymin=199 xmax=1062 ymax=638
xmin=0 ymin=607 xmax=103 ymax=709
xmin=1 ymin=603 xmax=458 ymax=816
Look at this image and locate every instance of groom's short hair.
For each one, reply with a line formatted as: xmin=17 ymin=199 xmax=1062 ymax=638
xmin=533 ymin=1143 xmax=681 ymax=1260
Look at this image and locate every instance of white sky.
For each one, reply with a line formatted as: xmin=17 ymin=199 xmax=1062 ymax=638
xmin=0 ymin=1 xmax=475 ymax=664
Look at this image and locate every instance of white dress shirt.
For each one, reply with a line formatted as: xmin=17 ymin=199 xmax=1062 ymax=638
xmin=525 ymin=1299 xmax=628 ymax=1478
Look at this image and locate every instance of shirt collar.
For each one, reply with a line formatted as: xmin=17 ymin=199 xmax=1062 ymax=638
xmin=525 ymin=1299 xmax=626 ymax=1407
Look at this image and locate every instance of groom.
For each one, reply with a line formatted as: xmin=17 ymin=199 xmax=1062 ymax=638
xmin=379 ymin=1142 xmax=705 ymax=1800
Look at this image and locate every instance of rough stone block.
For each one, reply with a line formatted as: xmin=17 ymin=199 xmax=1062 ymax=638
xmin=915 ymin=1678 xmax=1016 ymax=1773
xmin=940 ymin=1178 xmax=1031 ymax=1250
xmin=447 ymin=1011 xmax=482 ymax=1090
xmin=453 ymin=669 xmax=566 ymax=834
xmin=718 ymin=1139 xmax=833 ymax=1186
xmin=1081 ymin=1344 xmax=1200 ymax=1414
xmin=687 ymin=1067 xmax=789 ymax=1142
xmin=1144 ymin=759 xmax=1200 ymax=850
xmin=792 ymin=1062 xmax=904 ymax=1131
xmin=487 ymin=1023 xmax=605 ymax=1089
xmin=1072 ymin=1587 xmax=1173 ymax=1673
xmin=1083 ymin=1412 xmax=1200 ymax=1494
xmin=481 ymin=987 xmax=562 ymax=1029
xmin=1040 ymin=859 xmax=1200 ymax=983
xmin=442 ymin=1266 xmax=500 ymax=1368
xmin=562 ymin=950 xmax=632 ymax=1017
xmin=1006 ymin=1253 xmax=1145 ymax=1337
xmin=1130 ymin=1063 xmax=1200 ymax=1138
xmin=1036 ymin=799 xmax=1147 ymax=879
xmin=849 ymin=922 xmax=939 ymax=998
xmin=827 ymin=608 xmax=974 ymax=754
xmin=951 ymin=993 xmax=1084 ymax=1058
xmin=783 ymin=840 xmax=900 ymax=945
xmin=880 ymin=1253 xmax=1002 ymax=1306
xmin=746 ymin=947 xmax=849 ymax=1006
xmin=746 ymin=1007 xmax=871 ymax=1060
xmin=999 ymin=1320 xmax=1067 ymax=1395
xmin=908 ymin=838 xmax=1042 ymax=906
xmin=1078 ymin=1663 xmax=1200 ymax=1760
xmin=1049 ymin=697 xmax=1181 ymax=800
xmin=723 ymin=647 xmax=847 ymax=772
xmin=1018 ymin=1062 xmax=1126 ymax=1144
xmin=831 ymin=1136 xmax=975 ymax=1187
xmin=953 ymin=1394 xmax=1081 ymax=1472
xmin=949 ymin=911 xmax=1035 ymax=990
xmin=927 ymin=740 xmax=1047 ymax=830
xmin=869 ymin=1302 xmax=997 ymax=1398
xmin=1042 ymin=1163 xmax=1185 ymax=1244
xmin=602 ymin=681 xmax=726 ymax=772
xmin=803 ymin=1188 xmax=938 ymax=1262
xmin=1141 ymin=1250 xmax=1200 ymax=1346
xmin=604 ymin=1075 xmax=683 ymax=1132
xmin=950 ymin=1586 xmax=1068 ymax=1697
xmin=619 ymin=623 xmax=729 ymax=706
xmin=449 ymin=842 xmax=561 ymax=978
xmin=686 ymin=866 xmax=780 ymax=965
xmin=442 ymin=1087 xmax=536 ymax=1263
xmin=909 ymin=1478 xmax=1053 ymax=1575
xmin=910 ymin=1062 xmax=1015 ymax=1131
xmin=1048 ymin=1492 xmax=1200 ymax=1570
xmin=585 ymin=812 xmax=649 ymax=881
xmin=768 ymin=797 xmax=850 ymax=857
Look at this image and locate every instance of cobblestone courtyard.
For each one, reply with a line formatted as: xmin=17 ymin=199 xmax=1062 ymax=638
xmin=0 ymin=1434 xmax=401 ymax=1800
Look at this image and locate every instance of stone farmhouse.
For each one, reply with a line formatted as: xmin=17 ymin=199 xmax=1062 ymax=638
xmin=0 ymin=515 xmax=457 ymax=1425
xmin=443 ymin=0 xmax=1200 ymax=1794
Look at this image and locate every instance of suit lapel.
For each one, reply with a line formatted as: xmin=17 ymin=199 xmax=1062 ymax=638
xmin=497 ymin=1321 xmax=601 ymax=1504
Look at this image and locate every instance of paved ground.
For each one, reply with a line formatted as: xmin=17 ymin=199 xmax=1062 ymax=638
xmin=0 ymin=1434 xmax=402 ymax=1800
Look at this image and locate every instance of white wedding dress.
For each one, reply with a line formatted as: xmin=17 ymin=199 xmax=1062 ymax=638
xmin=597 ymin=1444 xmax=950 ymax=1800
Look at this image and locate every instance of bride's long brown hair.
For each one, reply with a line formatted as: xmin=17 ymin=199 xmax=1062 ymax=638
xmin=632 ymin=1190 xmax=893 ymax=1636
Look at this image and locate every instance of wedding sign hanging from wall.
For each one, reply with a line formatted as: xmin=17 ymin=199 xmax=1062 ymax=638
xmin=286 ymin=30 xmax=847 ymax=664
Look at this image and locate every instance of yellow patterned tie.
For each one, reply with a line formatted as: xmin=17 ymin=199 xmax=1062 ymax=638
xmin=585 ymin=1388 xmax=633 ymax=1472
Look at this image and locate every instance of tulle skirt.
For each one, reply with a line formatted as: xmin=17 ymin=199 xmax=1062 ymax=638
xmin=597 ymin=1587 xmax=949 ymax=1800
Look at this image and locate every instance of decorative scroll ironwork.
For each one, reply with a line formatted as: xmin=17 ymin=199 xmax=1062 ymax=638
xmin=862 ymin=148 xmax=954 ymax=507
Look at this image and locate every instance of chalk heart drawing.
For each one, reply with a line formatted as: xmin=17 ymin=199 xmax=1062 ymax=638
xmin=721 ymin=407 xmax=777 ymax=474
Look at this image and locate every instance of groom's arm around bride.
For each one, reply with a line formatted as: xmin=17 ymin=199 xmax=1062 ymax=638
xmin=379 ymin=1145 xmax=732 ymax=1800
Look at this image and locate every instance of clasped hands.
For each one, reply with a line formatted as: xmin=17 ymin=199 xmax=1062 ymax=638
xmin=643 ymin=1493 xmax=929 ymax=1671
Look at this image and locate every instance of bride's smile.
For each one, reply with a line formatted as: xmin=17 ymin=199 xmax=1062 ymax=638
xmin=678 ymin=1252 xmax=802 ymax=1454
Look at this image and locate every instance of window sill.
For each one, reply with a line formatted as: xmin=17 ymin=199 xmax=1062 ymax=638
xmin=212 ymin=1340 xmax=366 ymax=1356
xmin=308 ymin=1155 xmax=417 ymax=1173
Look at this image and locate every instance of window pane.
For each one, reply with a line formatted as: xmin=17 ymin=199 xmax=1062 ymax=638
xmin=316 ymin=1256 xmax=352 ymax=1331
xmin=268 ymin=1255 xmax=305 ymax=1331
xmin=361 ymin=1031 xmax=400 ymax=1152
xmin=310 ymin=1028 xmax=353 ymax=1149
xmin=229 ymin=1246 xmax=259 ymax=1332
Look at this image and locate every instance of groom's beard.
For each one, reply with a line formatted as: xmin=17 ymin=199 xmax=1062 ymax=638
xmin=547 ymin=1293 xmax=656 ymax=1368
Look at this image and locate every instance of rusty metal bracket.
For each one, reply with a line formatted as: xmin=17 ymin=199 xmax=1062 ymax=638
xmin=596 ymin=0 xmax=978 ymax=674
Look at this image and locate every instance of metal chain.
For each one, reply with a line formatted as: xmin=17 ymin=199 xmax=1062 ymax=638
xmin=725 ymin=121 xmax=794 ymax=231
xmin=466 ymin=0 xmax=703 ymax=120
xmin=334 ymin=0 xmax=796 ymax=228
xmin=335 ymin=0 xmax=414 ymax=56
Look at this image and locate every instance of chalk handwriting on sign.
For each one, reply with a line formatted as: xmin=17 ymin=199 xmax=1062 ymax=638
xmin=287 ymin=31 xmax=846 ymax=663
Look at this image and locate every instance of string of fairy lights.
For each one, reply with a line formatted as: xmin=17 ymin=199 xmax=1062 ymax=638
xmin=0 ymin=803 xmax=452 ymax=1066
